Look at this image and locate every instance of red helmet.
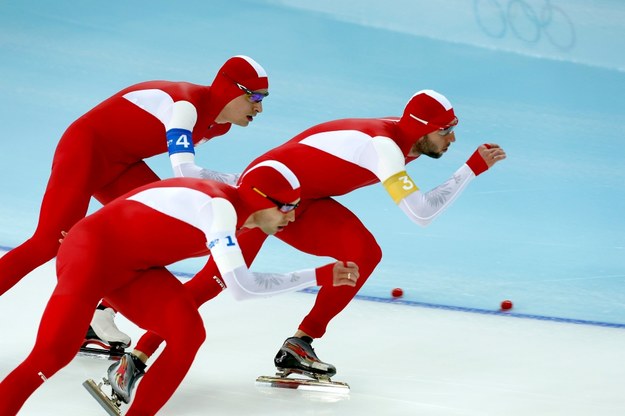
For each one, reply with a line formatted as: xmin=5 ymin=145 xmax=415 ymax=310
xmin=210 ymin=55 xmax=269 ymax=109
xmin=238 ymin=160 xmax=300 ymax=212
xmin=399 ymin=89 xmax=457 ymax=137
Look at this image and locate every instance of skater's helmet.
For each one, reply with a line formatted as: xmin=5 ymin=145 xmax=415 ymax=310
xmin=210 ymin=55 xmax=269 ymax=109
xmin=398 ymin=89 xmax=457 ymax=141
xmin=238 ymin=160 xmax=300 ymax=213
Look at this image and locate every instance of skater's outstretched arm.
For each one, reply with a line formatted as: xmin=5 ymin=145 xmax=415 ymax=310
xmin=365 ymin=137 xmax=506 ymax=226
xmin=221 ymin=260 xmax=359 ymax=300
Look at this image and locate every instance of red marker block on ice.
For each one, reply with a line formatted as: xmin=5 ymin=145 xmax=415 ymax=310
xmin=391 ymin=288 xmax=403 ymax=298
xmin=500 ymin=299 xmax=513 ymax=311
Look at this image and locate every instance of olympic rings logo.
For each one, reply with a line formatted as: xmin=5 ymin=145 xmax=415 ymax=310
xmin=474 ymin=0 xmax=576 ymax=50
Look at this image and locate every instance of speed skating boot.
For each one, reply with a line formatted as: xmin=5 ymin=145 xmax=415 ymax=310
xmin=107 ymin=353 xmax=146 ymax=403
xmin=274 ymin=336 xmax=337 ymax=378
xmin=86 ymin=307 xmax=131 ymax=351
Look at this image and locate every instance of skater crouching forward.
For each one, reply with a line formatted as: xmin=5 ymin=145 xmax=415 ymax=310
xmin=120 ymin=89 xmax=506 ymax=388
xmin=0 ymin=161 xmax=358 ymax=416
xmin=0 ymin=54 xmax=270 ymax=354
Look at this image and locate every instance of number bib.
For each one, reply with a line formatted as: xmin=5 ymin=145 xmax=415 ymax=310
xmin=167 ymin=128 xmax=195 ymax=155
xmin=383 ymin=171 xmax=419 ymax=203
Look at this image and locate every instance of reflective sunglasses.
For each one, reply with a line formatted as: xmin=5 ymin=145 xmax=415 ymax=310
xmin=236 ymin=82 xmax=269 ymax=103
xmin=253 ymin=187 xmax=299 ymax=213
xmin=438 ymin=117 xmax=458 ymax=136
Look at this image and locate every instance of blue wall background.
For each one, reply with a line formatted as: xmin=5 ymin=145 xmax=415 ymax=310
xmin=1 ymin=0 xmax=623 ymax=325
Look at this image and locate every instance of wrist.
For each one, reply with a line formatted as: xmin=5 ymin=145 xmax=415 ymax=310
xmin=315 ymin=263 xmax=335 ymax=286
xmin=466 ymin=148 xmax=488 ymax=176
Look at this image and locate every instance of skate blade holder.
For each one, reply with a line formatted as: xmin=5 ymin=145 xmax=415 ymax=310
xmin=83 ymin=378 xmax=123 ymax=416
xmin=256 ymin=373 xmax=350 ymax=394
xmin=78 ymin=346 xmax=125 ymax=361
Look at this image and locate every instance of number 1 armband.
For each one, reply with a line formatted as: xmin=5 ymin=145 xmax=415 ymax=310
xmin=382 ymin=171 xmax=419 ymax=204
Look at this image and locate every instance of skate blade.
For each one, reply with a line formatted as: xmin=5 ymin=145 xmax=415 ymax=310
xmin=83 ymin=379 xmax=122 ymax=416
xmin=77 ymin=346 xmax=124 ymax=361
xmin=256 ymin=375 xmax=350 ymax=394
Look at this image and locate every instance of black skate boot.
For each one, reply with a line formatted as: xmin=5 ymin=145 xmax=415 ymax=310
xmin=107 ymin=353 xmax=146 ymax=403
xmin=274 ymin=336 xmax=336 ymax=379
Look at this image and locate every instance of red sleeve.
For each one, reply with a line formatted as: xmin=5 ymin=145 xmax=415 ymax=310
xmin=315 ymin=263 xmax=335 ymax=286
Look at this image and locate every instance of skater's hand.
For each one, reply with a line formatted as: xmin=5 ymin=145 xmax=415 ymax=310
xmin=58 ymin=230 xmax=68 ymax=244
xmin=332 ymin=261 xmax=359 ymax=287
xmin=466 ymin=143 xmax=506 ymax=175
xmin=480 ymin=143 xmax=506 ymax=168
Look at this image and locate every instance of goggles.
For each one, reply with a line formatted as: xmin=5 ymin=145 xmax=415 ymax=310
xmin=236 ymin=82 xmax=269 ymax=103
xmin=437 ymin=117 xmax=458 ymax=136
xmin=221 ymin=71 xmax=269 ymax=103
xmin=253 ymin=187 xmax=299 ymax=213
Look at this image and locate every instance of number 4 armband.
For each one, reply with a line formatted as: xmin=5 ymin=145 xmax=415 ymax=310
xmin=167 ymin=128 xmax=195 ymax=155
xmin=382 ymin=171 xmax=419 ymax=204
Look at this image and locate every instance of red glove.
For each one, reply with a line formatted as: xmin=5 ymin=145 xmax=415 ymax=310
xmin=466 ymin=144 xmax=491 ymax=176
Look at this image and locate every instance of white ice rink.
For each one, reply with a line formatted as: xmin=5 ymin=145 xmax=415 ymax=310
xmin=1 ymin=255 xmax=624 ymax=416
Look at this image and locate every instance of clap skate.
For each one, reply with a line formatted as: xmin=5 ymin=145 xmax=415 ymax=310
xmin=82 ymin=378 xmax=123 ymax=416
xmin=83 ymin=353 xmax=145 ymax=415
xmin=78 ymin=307 xmax=131 ymax=360
xmin=256 ymin=337 xmax=349 ymax=393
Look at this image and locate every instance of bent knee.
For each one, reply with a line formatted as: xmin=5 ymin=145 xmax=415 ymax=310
xmin=370 ymin=241 xmax=382 ymax=264
xmin=167 ymin=310 xmax=205 ymax=350
xmin=188 ymin=315 xmax=206 ymax=348
xmin=29 ymin=346 xmax=75 ymax=378
xmin=24 ymin=232 xmax=64 ymax=259
xmin=352 ymin=238 xmax=382 ymax=272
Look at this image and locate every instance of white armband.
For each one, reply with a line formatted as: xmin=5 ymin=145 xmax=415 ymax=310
xmin=204 ymin=199 xmax=244 ymax=272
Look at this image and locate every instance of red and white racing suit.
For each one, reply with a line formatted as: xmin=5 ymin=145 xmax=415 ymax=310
xmin=0 ymin=177 xmax=317 ymax=416
xmin=0 ymin=81 xmax=234 ymax=296
xmin=168 ymin=117 xmax=488 ymax=340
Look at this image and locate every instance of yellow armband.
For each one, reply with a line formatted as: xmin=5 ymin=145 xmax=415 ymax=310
xmin=382 ymin=171 xmax=419 ymax=204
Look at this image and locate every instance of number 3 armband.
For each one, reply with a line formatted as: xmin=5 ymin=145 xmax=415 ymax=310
xmin=166 ymin=128 xmax=195 ymax=155
xmin=382 ymin=171 xmax=419 ymax=204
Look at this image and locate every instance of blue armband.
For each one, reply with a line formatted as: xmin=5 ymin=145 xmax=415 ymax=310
xmin=166 ymin=128 xmax=195 ymax=155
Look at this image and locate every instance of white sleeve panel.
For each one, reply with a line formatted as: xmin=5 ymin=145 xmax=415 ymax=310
xmin=299 ymin=131 xmax=406 ymax=182
xmin=300 ymin=130 xmax=372 ymax=165
xmin=398 ymin=164 xmax=476 ymax=226
xmin=128 ymin=187 xmax=255 ymax=280
xmin=123 ymin=89 xmax=174 ymax=126
xmin=127 ymin=187 xmax=217 ymax=229
xmin=165 ymin=100 xmax=198 ymax=131
xmin=202 ymin=197 xmax=236 ymax=235
xmin=222 ymin=266 xmax=317 ymax=301
xmin=127 ymin=188 xmax=240 ymax=242
xmin=367 ymin=137 xmax=409 ymax=182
